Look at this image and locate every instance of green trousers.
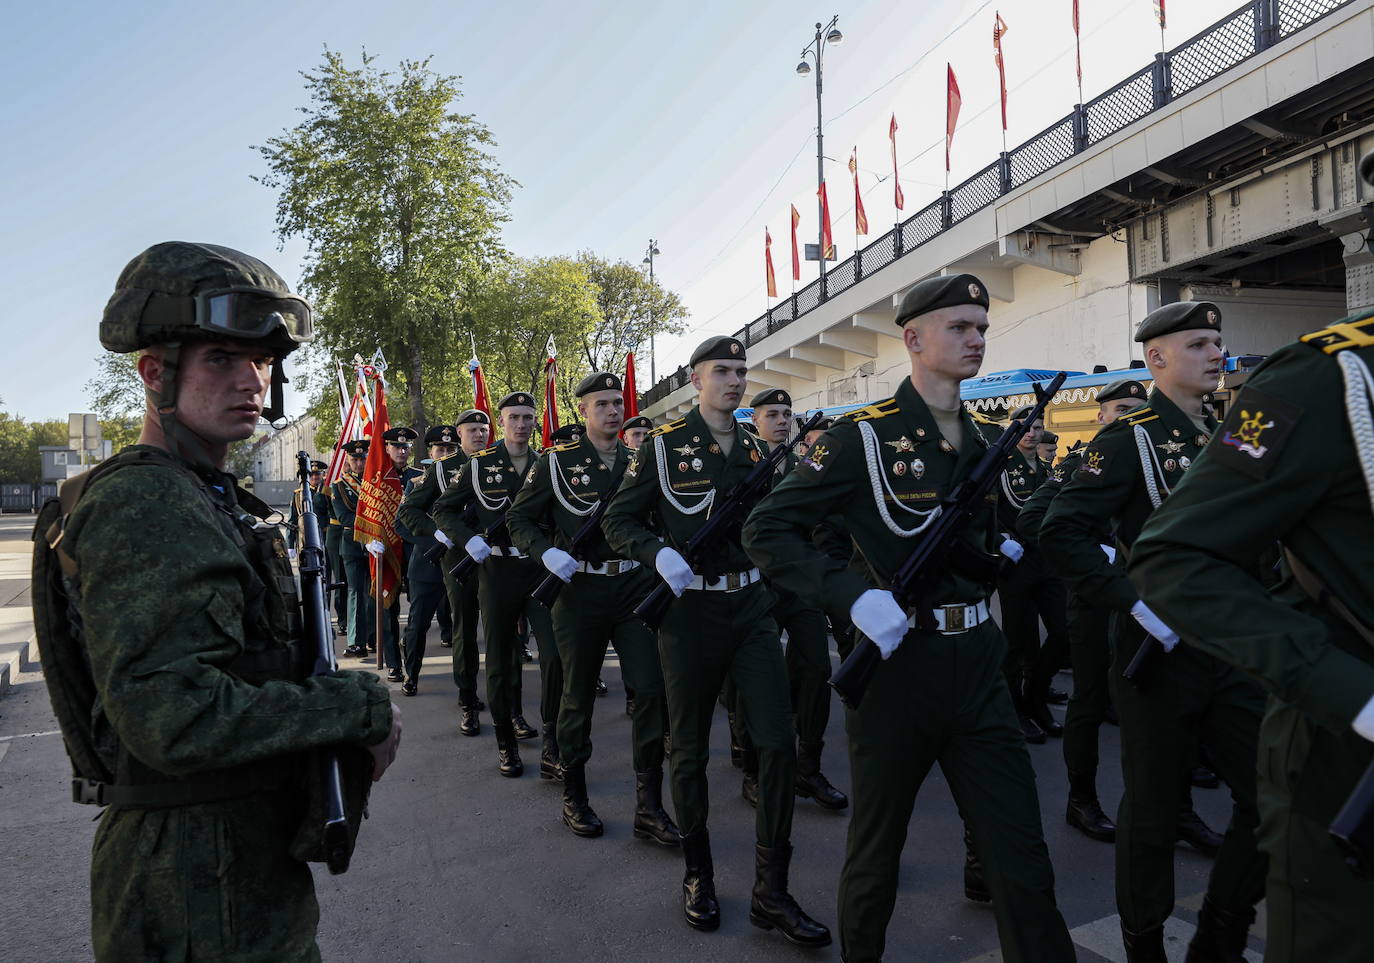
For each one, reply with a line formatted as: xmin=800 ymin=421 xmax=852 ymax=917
xmin=324 ymin=526 xmax=347 ymax=632
xmin=1109 ymin=615 xmax=1267 ymax=935
xmin=838 ymin=618 xmax=1073 ymax=963
xmin=659 ymin=581 xmax=794 ymax=846
xmin=91 ymin=795 xmax=319 ymax=962
xmin=1062 ymin=593 xmax=1111 ymax=778
xmin=476 ymin=554 xmax=560 ymax=726
xmin=442 ymin=551 xmax=482 ymax=705
xmin=551 ymin=566 xmax=666 ymax=772
xmin=342 ymin=553 xmax=395 ymax=664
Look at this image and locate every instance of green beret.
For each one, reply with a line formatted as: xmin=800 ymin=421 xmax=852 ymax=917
xmin=1039 ymin=431 xmax=1058 ymax=444
xmin=895 ymin=272 xmax=990 ymax=326
xmin=425 ymin=425 xmax=458 ymax=446
xmin=309 ymin=459 xmax=328 ymax=471
xmin=689 ymin=335 xmax=746 ymax=367
xmin=622 ymin=415 xmax=653 ymax=432
xmin=549 ymin=423 xmax=584 ymax=443
xmin=1009 ymin=404 xmax=1041 ymax=422
xmin=382 ymin=426 xmax=418 ymax=444
xmin=456 ymin=408 xmax=490 ymax=426
xmin=341 ymin=439 xmax=369 ymax=457
xmin=1097 ymin=379 xmax=1147 ymax=403
xmin=498 ymin=391 xmax=536 ymax=410
xmin=1133 ymin=301 xmax=1222 ymax=342
xmin=750 ymin=388 xmax=792 ymax=409
xmin=575 ymin=371 xmax=622 ymax=397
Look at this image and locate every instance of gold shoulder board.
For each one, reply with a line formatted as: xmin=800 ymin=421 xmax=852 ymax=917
xmin=647 ymin=418 xmax=685 ymax=439
xmin=1121 ymin=406 xmax=1158 ymax=426
xmin=843 ymin=399 xmax=899 ymax=423
xmin=1300 ymin=314 xmax=1374 ymax=355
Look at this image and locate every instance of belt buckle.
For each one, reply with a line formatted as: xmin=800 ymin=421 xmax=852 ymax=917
xmin=944 ymin=604 xmax=965 ymax=632
xmin=725 ymin=572 xmax=740 ymax=591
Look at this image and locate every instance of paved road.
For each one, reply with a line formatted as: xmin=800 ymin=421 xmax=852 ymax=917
xmin=0 ymin=512 xmax=1261 ymax=962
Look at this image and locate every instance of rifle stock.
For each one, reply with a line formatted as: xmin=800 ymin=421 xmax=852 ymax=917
xmin=531 ymin=472 xmax=628 ymax=609
xmin=828 ymin=373 xmax=1067 ymax=709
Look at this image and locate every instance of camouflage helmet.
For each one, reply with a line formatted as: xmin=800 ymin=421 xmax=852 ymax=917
xmin=100 ymin=241 xmax=311 ymax=355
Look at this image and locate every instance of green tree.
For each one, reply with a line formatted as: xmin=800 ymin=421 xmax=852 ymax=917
xmin=85 ymin=352 xmax=145 ymax=451
xmin=574 ymin=253 xmax=689 ymax=380
xmin=256 ymin=49 xmax=515 ymax=445
xmin=0 ymin=414 xmax=67 ymax=484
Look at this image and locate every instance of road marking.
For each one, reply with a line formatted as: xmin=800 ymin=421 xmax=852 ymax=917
xmin=0 ymin=728 xmax=61 ymax=743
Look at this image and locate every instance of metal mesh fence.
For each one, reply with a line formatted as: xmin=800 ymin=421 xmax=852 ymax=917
xmin=1171 ymin=7 xmax=1258 ymax=97
xmin=1009 ymin=118 xmax=1077 ymax=188
xmin=796 ymin=281 xmax=821 ymax=315
xmin=827 ymin=258 xmax=858 ymax=295
xmin=860 ymin=230 xmax=898 ymax=275
xmin=1278 ymin=0 xmax=1351 ymax=37
xmin=950 ymin=163 xmax=1003 ymax=222
xmin=902 ymin=200 xmax=945 ymax=250
xmin=1085 ymin=66 xmax=1155 ymax=144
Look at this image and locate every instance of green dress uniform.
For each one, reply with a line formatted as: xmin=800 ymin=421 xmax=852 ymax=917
xmin=323 ymin=500 xmax=348 ymax=635
xmin=1039 ymin=382 xmax=1267 ymax=954
xmin=396 ymin=462 xmax=441 ymax=693
xmin=1130 ymin=313 xmax=1374 ymax=963
xmin=506 ymin=426 xmax=676 ymax=841
xmin=285 ymin=481 xmax=331 ymax=547
xmin=743 ymin=378 xmax=1072 ymax=963
xmin=396 ymin=449 xmax=486 ymax=712
xmin=331 ymin=469 xmax=390 ymax=661
xmin=432 ymin=439 xmax=562 ymax=773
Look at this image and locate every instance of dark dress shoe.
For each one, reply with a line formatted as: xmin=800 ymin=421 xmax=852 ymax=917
xmin=749 ymin=843 xmax=832 ymax=947
xmin=1046 ymin=686 xmax=1069 ymax=705
xmin=438 ymin=638 xmax=453 ymax=648
xmin=795 ymin=741 xmax=848 ymax=811
xmin=561 ymin=765 xmax=604 ymax=837
xmin=522 ymin=645 xmax=534 ymax=663
xmin=459 ymin=706 xmax=481 ymax=737
xmin=495 ymin=723 xmax=523 ymax=777
xmin=625 ymin=696 xmax=636 ymax=717
xmin=386 ymin=668 xmax=404 ymax=683
xmin=963 ymin=831 xmax=991 ymax=902
xmin=512 ymin=715 xmax=538 ymax=740
xmin=1122 ymin=924 xmax=1168 ymax=963
xmin=1029 ymin=702 xmax=1063 ymax=738
xmin=680 ymin=831 xmax=720 ymax=931
xmin=1066 ymin=795 xmax=1116 ymax=842
xmin=595 ymin=677 xmax=608 ymax=696
xmin=1185 ymin=896 xmax=1255 ymax=963
xmin=633 ymin=768 xmax=680 ymax=846
xmin=1019 ymin=714 xmax=1047 ymax=745
xmin=539 ymin=723 xmax=562 ymax=780
xmin=1177 ymin=807 xmax=1223 ymax=856
xmin=1190 ymin=764 xmax=1221 ymax=789
xmin=401 ymin=680 xmax=417 ymax=697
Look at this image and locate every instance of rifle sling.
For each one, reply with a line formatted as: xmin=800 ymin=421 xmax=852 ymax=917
xmin=1282 ymin=546 xmax=1374 ymax=653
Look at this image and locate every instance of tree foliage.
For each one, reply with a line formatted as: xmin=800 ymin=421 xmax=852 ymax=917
xmin=0 ymin=412 xmax=68 ymax=484
xmin=574 ymin=253 xmax=689 ymax=377
xmin=84 ymin=352 xmax=144 ymax=450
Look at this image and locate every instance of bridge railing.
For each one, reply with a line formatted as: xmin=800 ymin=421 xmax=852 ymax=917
xmin=641 ymin=0 xmax=1354 ymax=408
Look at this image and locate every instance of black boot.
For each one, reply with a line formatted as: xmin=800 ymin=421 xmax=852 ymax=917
xmin=633 ymin=768 xmax=680 ymax=846
xmin=728 ymin=712 xmax=744 ymax=769
xmin=794 ymin=741 xmax=848 ymax=811
xmin=595 ymin=676 xmax=608 ymax=696
xmin=1025 ymin=681 xmax=1063 ymax=737
xmin=539 ymin=723 xmax=562 ymax=780
xmin=560 ymin=765 xmax=604 ymax=837
xmin=740 ymin=748 xmax=759 ymax=808
xmin=1019 ymin=713 xmax=1047 ymax=744
xmin=512 ymin=714 xmax=537 ymax=740
xmin=748 ymin=842 xmax=832 ymax=947
xmin=1122 ymin=924 xmax=1168 ymax=963
xmin=1177 ymin=806 xmax=1223 ymax=857
xmin=1065 ymin=769 xmax=1116 ymax=843
xmin=495 ymin=722 xmax=523 ymax=778
xmin=680 ymin=830 xmax=720 ymax=931
xmin=1185 ymin=896 xmax=1255 ymax=963
xmin=459 ymin=700 xmax=481 ymax=737
xmin=963 ymin=830 xmax=991 ymax=903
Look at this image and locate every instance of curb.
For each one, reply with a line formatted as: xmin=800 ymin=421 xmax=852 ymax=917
xmin=0 ymin=634 xmax=38 ymax=699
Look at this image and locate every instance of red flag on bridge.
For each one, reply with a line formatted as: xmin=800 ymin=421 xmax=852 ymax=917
xmin=817 ymin=182 xmax=835 ymax=260
xmin=890 ymin=114 xmax=905 ymax=212
xmin=850 ymin=149 xmax=869 ymax=236
xmin=790 ymin=204 xmax=802 ymax=281
xmin=946 ymin=63 xmax=962 ymax=172
xmin=622 ymin=351 xmax=639 ymax=419
xmin=765 ymin=229 xmax=778 ymax=298
xmin=993 ymin=12 xmax=1010 ymax=132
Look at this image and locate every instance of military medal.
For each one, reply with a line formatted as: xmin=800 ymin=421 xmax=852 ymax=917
xmin=691 ymin=457 xmax=703 ymax=472
xmin=1164 ymin=458 xmax=1177 ymax=472
xmin=674 ymin=443 xmax=699 ymax=457
xmin=570 ymin=476 xmax=580 ymax=486
xmin=708 ymin=443 xmax=721 ymax=454
xmin=678 ymin=461 xmax=688 ymax=472
xmin=885 ymin=436 xmax=915 ymax=453
xmin=911 ymin=458 xmax=924 ymax=478
xmin=892 ymin=461 xmax=907 ymax=476
xmin=1157 ymin=439 xmax=1184 ymax=455
xmin=1180 ymin=456 xmax=1191 ymax=469
xmin=1195 ymin=434 xmax=1208 ymax=447
xmin=916 ymin=428 xmax=926 ymax=438
xmin=581 ymin=474 xmax=591 ymax=485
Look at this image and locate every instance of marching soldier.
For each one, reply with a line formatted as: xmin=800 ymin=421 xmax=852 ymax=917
xmin=285 ymin=458 xmax=330 ymax=547
xmin=432 ymin=392 xmax=563 ymax=777
xmin=396 ymin=424 xmax=459 ymax=696
xmin=333 ymin=440 xmax=375 ymax=660
xmin=1037 ymin=430 xmax=1060 ymax=465
xmin=743 ymin=275 xmax=1072 ymax=962
xmin=1039 ymin=301 xmax=1266 ymax=962
xmin=603 ymin=336 xmax=830 ymax=946
xmin=397 ymin=409 xmax=494 ymax=733
xmin=375 ymin=425 xmax=422 ymax=681
xmin=1017 ymin=379 xmax=1147 ymax=844
xmin=622 ymin=414 xmax=653 ymax=450
xmin=1131 ymin=300 xmax=1374 ymax=963
xmin=507 ymin=372 xmax=677 ymax=843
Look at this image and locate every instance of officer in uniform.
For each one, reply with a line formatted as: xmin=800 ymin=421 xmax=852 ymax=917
xmin=396 ymin=424 xmax=459 ymax=696
xmin=1037 ymin=430 xmax=1060 ymax=465
xmin=322 ymin=463 xmax=349 ymax=637
xmin=1017 ymin=378 xmax=1147 ymax=844
xmin=743 ymin=275 xmax=1072 ymax=963
xmin=508 ymin=372 xmax=677 ymax=843
xmin=397 ymin=408 xmax=493 ymax=732
xmin=334 ymin=439 xmax=376 ymax=660
xmin=1040 ymin=301 xmax=1266 ymax=962
xmin=1131 ymin=302 xmax=1374 ymax=963
xmin=622 ymin=415 xmax=653 ymax=450
xmin=373 ymin=426 xmax=422 ymax=681
xmin=61 ymin=240 xmax=401 ymax=959
xmin=603 ymin=336 xmax=830 ymax=946
xmin=285 ymin=459 xmax=331 ymax=547
xmin=432 ymin=392 xmax=563 ymax=777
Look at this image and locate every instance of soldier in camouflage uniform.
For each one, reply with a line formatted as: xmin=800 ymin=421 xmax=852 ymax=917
xmin=63 ymin=241 xmax=400 ymax=961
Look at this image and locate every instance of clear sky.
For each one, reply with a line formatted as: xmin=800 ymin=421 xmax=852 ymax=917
xmin=2 ymin=0 xmax=1245 ymax=422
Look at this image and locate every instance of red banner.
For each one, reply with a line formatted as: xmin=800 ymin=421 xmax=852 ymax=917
xmin=946 ymin=64 xmax=962 ymax=172
xmin=470 ymin=354 xmax=491 ymax=422
xmin=790 ymin=204 xmax=801 ymax=282
xmin=849 ymin=149 xmax=868 ymax=235
xmin=325 ymin=379 xmax=366 ymax=488
xmin=765 ymin=229 xmax=778 ymax=298
xmin=1154 ymin=0 xmax=1166 ymax=29
xmin=622 ymin=351 xmax=638 ymax=419
xmin=1073 ymin=0 xmax=1083 ymax=90
xmin=541 ymin=337 xmax=559 ymax=449
xmin=890 ymin=114 xmax=905 ymax=211
xmin=817 ymin=182 xmax=835 ymax=260
xmin=352 ymin=375 xmax=403 ymax=609
xmin=994 ymin=13 xmax=1009 ymax=132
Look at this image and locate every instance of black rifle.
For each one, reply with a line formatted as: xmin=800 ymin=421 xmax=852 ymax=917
xmin=293 ymin=451 xmax=352 ymax=875
xmin=634 ymin=411 xmax=826 ymax=631
xmin=1331 ymin=758 xmax=1374 ymax=878
xmin=829 ymin=373 xmax=1068 ymax=709
xmin=531 ymin=467 xmax=629 ymax=609
xmin=447 ymin=513 xmax=509 ymax=584
xmin=421 ymin=504 xmax=479 ymax=567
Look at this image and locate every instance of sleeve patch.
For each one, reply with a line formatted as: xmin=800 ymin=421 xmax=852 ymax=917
xmin=1072 ymin=445 xmax=1110 ymax=487
xmin=796 ymin=431 xmax=842 ymax=483
xmin=1211 ymin=385 xmax=1301 ymax=480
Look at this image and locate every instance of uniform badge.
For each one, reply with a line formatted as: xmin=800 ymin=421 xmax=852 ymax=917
xmin=730 ymin=342 xmax=740 ymax=354
xmin=892 ymin=461 xmax=907 ymax=476
xmin=968 ymin=282 xmax=982 ymax=300
xmin=911 ymin=458 xmax=925 ymax=478
xmin=1164 ymin=458 xmax=1177 ymax=472
xmin=1157 ymin=439 xmax=1184 ymax=455
xmin=1074 ymin=448 xmax=1109 ymax=486
xmin=916 ymin=428 xmax=926 ymax=437
xmin=691 ymin=458 xmax=703 ymax=472
xmin=604 ymin=375 xmax=614 ymax=388
xmin=570 ymin=475 xmax=580 ymax=486
xmin=749 ymin=449 xmax=760 ymax=463
xmin=674 ymin=443 xmax=699 ymax=457
xmin=884 ymin=436 xmax=915 ymax=453
xmin=806 ymin=444 xmax=830 ymax=470
xmin=1195 ymin=434 xmax=1209 ymax=448
xmin=1179 ymin=456 xmax=1191 ymax=470
xmin=709 ymin=443 xmax=721 ymax=455
xmin=939 ymin=440 xmax=954 ymax=454
xmin=678 ymin=461 xmax=689 ymax=472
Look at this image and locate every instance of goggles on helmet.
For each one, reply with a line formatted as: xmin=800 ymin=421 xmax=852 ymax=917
xmin=193 ymin=287 xmax=314 ymax=343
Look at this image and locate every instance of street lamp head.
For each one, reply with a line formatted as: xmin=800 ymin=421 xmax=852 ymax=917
xmin=642 ymin=256 xmax=650 ymax=265
xmin=796 ymin=60 xmax=811 ymax=76
xmin=826 ymin=28 xmax=843 ymax=44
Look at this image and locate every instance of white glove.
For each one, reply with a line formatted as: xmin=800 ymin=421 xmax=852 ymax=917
xmin=850 ymin=589 xmax=909 ymax=660
xmin=365 ymin=539 xmax=386 ymax=558
xmin=464 ymin=535 xmax=492 ymax=564
xmin=541 ymin=547 xmax=579 ymax=583
xmin=1130 ymin=600 xmax=1180 ymax=653
xmin=999 ymin=537 xmax=1024 ymax=564
xmin=434 ymin=528 xmax=454 ymax=549
xmin=1353 ymin=695 xmax=1374 ymax=743
xmin=654 ymin=547 xmax=695 ymax=598
xmin=1100 ymin=543 xmax=1118 ymax=563
xmin=288 ymin=548 xmax=298 ymax=561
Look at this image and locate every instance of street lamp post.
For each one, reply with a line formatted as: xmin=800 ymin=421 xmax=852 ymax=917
xmin=642 ymin=238 xmax=661 ymax=383
xmin=796 ymin=15 xmax=842 ymax=288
